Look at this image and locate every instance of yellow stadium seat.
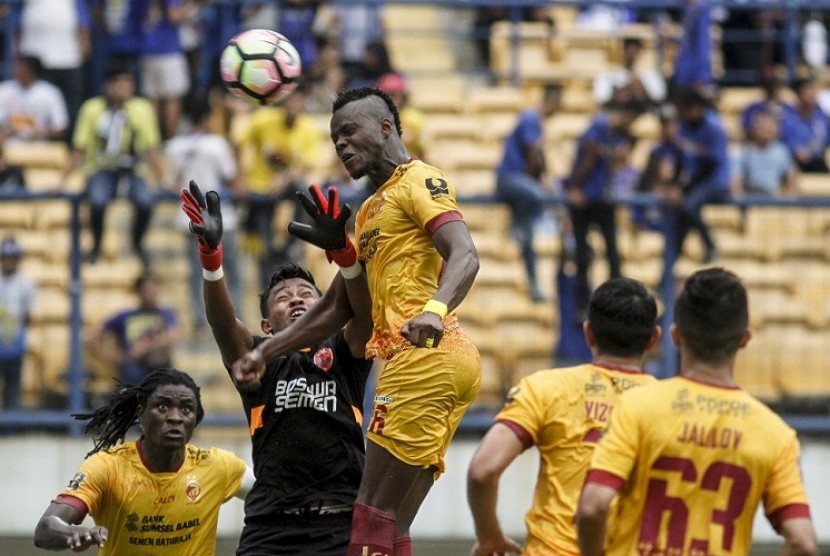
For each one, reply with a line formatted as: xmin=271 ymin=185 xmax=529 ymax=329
xmin=0 ymin=200 xmax=37 ymax=228
xmin=4 ymin=140 xmax=69 ymax=169
xmin=466 ymin=86 xmax=526 ymax=114
xmin=734 ymin=341 xmax=781 ymax=403
xmin=776 ymin=333 xmax=830 ymax=398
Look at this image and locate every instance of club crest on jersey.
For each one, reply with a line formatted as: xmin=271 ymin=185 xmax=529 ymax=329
xmin=424 ymin=178 xmax=449 ymax=199
xmin=313 ymin=347 xmax=334 ymax=371
xmin=67 ymin=472 xmax=86 ymax=491
xmin=185 ymin=477 xmax=201 ymax=502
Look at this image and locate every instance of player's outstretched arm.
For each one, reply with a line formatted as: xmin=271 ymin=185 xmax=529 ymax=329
xmin=467 ymin=423 xmax=524 ymax=556
xmin=180 ymin=180 xmax=254 ymax=369
xmin=34 ymin=502 xmax=107 ymax=551
xmin=780 ymin=518 xmax=817 ymax=556
xmin=576 ymin=482 xmax=616 ymax=556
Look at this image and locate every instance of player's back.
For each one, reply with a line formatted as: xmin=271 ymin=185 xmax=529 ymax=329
xmin=593 ymin=376 xmax=809 ymax=556
xmin=497 ymin=364 xmax=655 ymax=555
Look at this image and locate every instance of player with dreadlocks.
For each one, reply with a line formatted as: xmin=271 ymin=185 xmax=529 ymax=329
xmin=34 ymin=367 xmax=254 ymax=554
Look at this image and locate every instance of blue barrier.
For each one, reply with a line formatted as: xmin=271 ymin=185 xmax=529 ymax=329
xmin=1 ymin=190 xmax=830 ymax=435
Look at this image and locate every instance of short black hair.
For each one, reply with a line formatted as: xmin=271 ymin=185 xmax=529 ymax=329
xmin=188 ymin=94 xmax=213 ymax=125
xmin=17 ymin=55 xmax=43 ymax=78
xmin=333 ymin=87 xmax=403 ymax=136
xmin=104 ymin=62 xmax=133 ymax=82
xmin=792 ymin=76 xmax=815 ymax=95
xmin=604 ymin=97 xmax=648 ymax=117
xmin=623 ymin=37 xmax=644 ymax=49
xmin=259 ymin=262 xmax=321 ymax=318
xmin=672 ymin=86 xmax=711 ymax=109
xmin=588 ymin=277 xmax=657 ymax=357
xmin=133 ymin=272 xmax=156 ymax=293
xmin=675 ymin=268 xmax=748 ymax=365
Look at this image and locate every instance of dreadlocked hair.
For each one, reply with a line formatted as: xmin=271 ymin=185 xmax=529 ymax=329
xmin=72 ymin=368 xmax=204 ymax=458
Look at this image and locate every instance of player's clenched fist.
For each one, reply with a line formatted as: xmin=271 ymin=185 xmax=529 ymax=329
xmin=469 ymin=535 xmax=523 ymax=556
xmin=232 ymin=349 xmax=267 ymax=392
xmin=67 ymin=525 xmax=107 ymax=551
xmin=401 ymin=311 xmax=444 ymax=349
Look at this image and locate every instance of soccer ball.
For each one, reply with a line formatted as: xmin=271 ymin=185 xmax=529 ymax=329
xmin=219 ymin=29 xmax=302 ymax=106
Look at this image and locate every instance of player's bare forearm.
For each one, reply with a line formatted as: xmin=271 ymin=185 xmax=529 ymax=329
xmin=576 ymin=483 xmax=615 ymax=556
xmin=339 ymin=269 xmax=374 ymax=358
xmin=258 ymin=281 xmax=351 ymax=363
xmin=430 ymin=221 xmax=479 ymax=312
xmin=203 ymin=278 xmax=254 ymax=369
xmin=34 ymin=503 xmax=107 ymax=551
xmin=780 ymin=517 xmax=817 ymax=556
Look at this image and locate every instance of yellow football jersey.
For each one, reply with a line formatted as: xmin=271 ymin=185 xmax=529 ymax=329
xmin=237 ymin=106 xmax=320 ymax=193
xmin=56 ymin=441 xmax=247 ymax=556
xmin=355 ymin=159 xmax=466 ymax=360
xmin=496 ymin=363 xmax=655 ymax=555
xmin=587 ymin=377 xmax=811 ymax=556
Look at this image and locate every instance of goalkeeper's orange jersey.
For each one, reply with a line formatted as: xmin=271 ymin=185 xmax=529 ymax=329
xmin=496 ymin=363 xmax=655 ymax=555
xmin=55 ymin=440 xmax=247 ymax=556
xmin=587 ymin=376 xmax=811 ymax=556
xmin=354 ymin=159 xmax=466 ymax=360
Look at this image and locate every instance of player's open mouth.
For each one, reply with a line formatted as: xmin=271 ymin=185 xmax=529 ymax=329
xmin=340 ymin=153 xmax=354 ymax=166
xmin=164 ymin=429 xmax=184 ymax=439
xmin=290 ymin=308 xmax=306 ymax=320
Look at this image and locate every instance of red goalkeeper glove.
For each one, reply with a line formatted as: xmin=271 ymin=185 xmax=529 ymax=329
xmin=180 ymin=180 xmax=224 ymax=271
xmin=288 ymin=184 xmax=357 ymax=268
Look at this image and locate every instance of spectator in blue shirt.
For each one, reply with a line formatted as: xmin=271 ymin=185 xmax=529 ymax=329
xmin=668 ymin=87 xmax=730 ymax=264
xmin=566 ymin=98 xmax=644 ymax=317
xmin=741 ymin=73 xmax=792 ymax=135
xmin=636 ymin=104 xmax=684 ymax=231
xmin=732 ymin=111 xmax=797 ymax=196
xmin=89 ymin=0 xmax=142 ymax=93
xmin=92 ymin=273 xmax=180 ymax=386
xmin=672 ymin=0 xmax=712 ymax=89
xmin=780 ymin=77 xmax=830 ymax=174
xmin=134 ymin=0 xmax=195 ymax=139
xmin=496 ymin=85 xmax=561 ymax=303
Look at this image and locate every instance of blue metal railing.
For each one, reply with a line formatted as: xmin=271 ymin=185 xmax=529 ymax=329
xmin=2 ymin=191 xmax=830 ymax=435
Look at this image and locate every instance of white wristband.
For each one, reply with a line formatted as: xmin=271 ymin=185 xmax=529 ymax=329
xmin=202 ymin=266 xmax=224 ymax=282
xmin=339 ymin=261 xmax=362 ymax=280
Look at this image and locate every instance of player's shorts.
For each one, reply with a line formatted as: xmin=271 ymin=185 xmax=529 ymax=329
xmin=366 ymin=328 xmax=481 ymax=474
xmin=140 ymin=53 xmax=190 ymax=98
xmin=237 ymin=511 xmax=351 ymax=556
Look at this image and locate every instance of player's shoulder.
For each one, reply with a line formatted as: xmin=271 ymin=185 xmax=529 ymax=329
xmin=519 ymin=364 xmax=591 ymax=391
xmin=185 ymin=444 xmax=240 ymax=466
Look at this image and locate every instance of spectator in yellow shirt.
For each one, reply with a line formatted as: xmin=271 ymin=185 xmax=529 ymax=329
xmin=236 ymin=88 xmax=319 ymax=284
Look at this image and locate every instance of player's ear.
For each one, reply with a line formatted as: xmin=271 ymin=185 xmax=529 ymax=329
xmin=670 ymin=323 xmax=682 ymax=347
xmin=738 ymin=329 xmax=752 ymax=349
xmin=646 ymin=326 xmax=662 ymax=352
xmin=260 ymin=318 xmax=273 ymax=336
xmin=582 ymin=321 xmax=595 ymax=348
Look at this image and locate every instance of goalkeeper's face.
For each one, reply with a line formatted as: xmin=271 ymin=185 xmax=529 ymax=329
xmin=261 ymin=277 xmax=321 ymax=334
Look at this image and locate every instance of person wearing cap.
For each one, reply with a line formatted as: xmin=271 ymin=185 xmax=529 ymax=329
xmin=0 ymin=236 xmax=36 ymax=410
xmin=377 ymin=72 xmax=426 ymax=160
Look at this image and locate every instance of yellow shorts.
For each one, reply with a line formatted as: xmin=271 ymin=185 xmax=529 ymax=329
xmin=366 ymin=330 xmax=481 ymax=475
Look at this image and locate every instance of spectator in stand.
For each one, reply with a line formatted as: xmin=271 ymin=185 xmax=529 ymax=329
xmin=331 ymin=3 xmax=384 ymax=86
xmin=741 ymin=72 xmax=792 ymax=135
xmin=92 ymin=273 xmax=180 ymax=387
xmin=635 ymin=104 xmax=684 ymax=231
xmin=88 ymin=0 xmax=141 ymax=93
xmin=672 ymin=0 xmax=713 ymax=90
xmin=668 ymin=87 xmax=730 ymax=264
xmin=346 ymin=40 xmax=394 ymax=90
xmin=165 ymin=96 xmax=242 ymax=336
xmin=378 ymin=72 xmax=426 ymax=161
xmin=567 ymin=99 xmax=644 ymax=318
xmin=15 ymin=0 xmax=91 ymax=133
xmin=0 ymin=56 xmax=69 ymax=142
xmin=305 ymin=38 xmax=347 ymax=114
xmin=594 ymin=38 xmax=666 ymax=107
xmin=732 ymin=111 xmax=798 ymax=197
xmin=134 ymin=0 xmax=198 ymax=139
xmin=496 ymin=84 xmax=562 ymax=303
xmin=780 ymin=77 xmax=830 ymax=174
xmin=236 ymin=87 xmax=319 ymax=286
xmin=277 ymin=0 xmax=322 ymax=71
xmin=63 ymin=64 xmax=167 ymax=266
xmin=0 ymin=237 xmax=35 ymax=410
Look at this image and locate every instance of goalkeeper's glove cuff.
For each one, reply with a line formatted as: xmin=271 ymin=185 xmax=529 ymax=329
xmin=199 ymin=242 xmax=223 ymax=271
xmin=325 ymin=238 xmax=358 ymax=268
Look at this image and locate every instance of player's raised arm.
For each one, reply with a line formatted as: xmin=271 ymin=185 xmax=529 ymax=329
xmin=180 ymin=180 xmax=255 ymax=369
xmin=34 ymin=502 xmax=107 ymax=552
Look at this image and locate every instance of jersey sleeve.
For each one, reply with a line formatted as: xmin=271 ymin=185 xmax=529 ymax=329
xmin=763 ymin=430 xmax=811 ymax=531
xmin=215 ymin=448 xmax=248 ymax=501
xmin=494 ymin=376 xmax=550 ymax=449
xmin=400 ymin=166 xmax=464 ymax=235
xmin=55 ymin=453 xmax=112 ymax=518
xmin=585 ymin=392 xmax=641 ymax=492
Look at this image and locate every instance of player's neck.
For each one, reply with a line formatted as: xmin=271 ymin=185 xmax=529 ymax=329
xmin=680 ymin=360 xmax=737 ymax=388
xmin=592 ymin=355 xmax=643 ymax=374
xmin=137 ymin=439 xmax=185 ymax=473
